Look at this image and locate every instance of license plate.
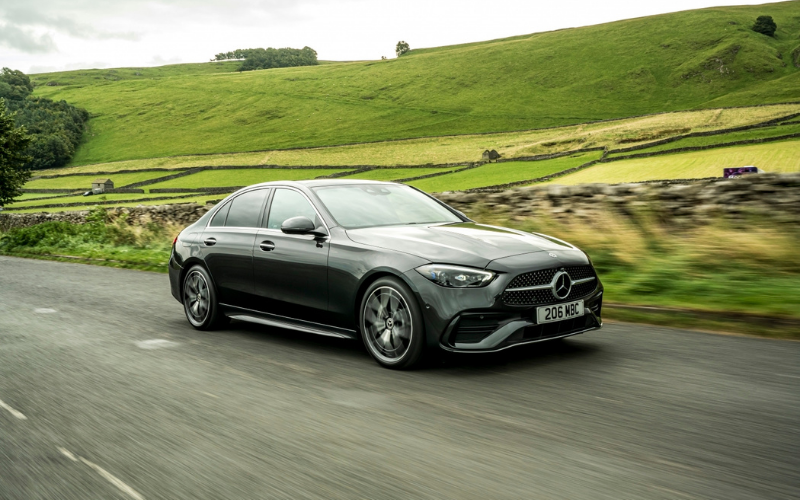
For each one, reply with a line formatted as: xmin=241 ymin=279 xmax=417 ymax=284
xmin=536 ymin=300 xmax=584 ymax=324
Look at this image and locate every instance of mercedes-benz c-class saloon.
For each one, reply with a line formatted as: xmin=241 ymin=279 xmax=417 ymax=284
xmin=169 ymin=180 xmax=603 ymax=369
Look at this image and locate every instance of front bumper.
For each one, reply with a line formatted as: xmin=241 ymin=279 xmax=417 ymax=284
xmin=403 ymin=267 xmax=603 ymax=353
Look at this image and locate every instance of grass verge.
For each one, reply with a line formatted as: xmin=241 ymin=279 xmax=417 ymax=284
xmin=2 ymin=204 xmax=798 ymax=338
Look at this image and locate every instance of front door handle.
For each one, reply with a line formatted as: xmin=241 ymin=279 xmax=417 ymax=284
xmin=259 ymin=240 xmax=275 ymax=252
xmin=203 ymin=237 xmax=217 ymax=246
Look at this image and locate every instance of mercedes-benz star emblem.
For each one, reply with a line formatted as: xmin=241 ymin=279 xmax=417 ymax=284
xmin=549 ymin=252 xmax=557 ymax=258
xmin=552 ymin=271 xmax=572 ymax=299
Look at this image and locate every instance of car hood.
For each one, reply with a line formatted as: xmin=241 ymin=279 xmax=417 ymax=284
xmin=345 ymin=222 xmax=576 ymax=268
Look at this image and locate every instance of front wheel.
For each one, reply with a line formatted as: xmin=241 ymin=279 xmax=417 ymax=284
xmin=182 ymin=265 xmax=226 ymax=330
xmin=359 ymin=277 xmax=426 ymax=369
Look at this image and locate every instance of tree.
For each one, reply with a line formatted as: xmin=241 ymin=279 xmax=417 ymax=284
xmin=396 ymin=41 xmax=410 ymax=57
xmin=752 ymin=15 xmax=777 ymax=37
xmin=0 ymin=68 xmax=33 ymax=101
xmin=0 ymin=99 xmax=32 ymax=206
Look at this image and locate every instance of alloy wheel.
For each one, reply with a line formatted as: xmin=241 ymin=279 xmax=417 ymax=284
xmin=363 ymin=286 xmax=413 ymax=363
xmin=184 ymin=270 xmax=210 ymax=325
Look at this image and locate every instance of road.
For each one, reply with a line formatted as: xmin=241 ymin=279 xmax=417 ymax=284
xmin=0 ymin=256 xmax=798 ymax=500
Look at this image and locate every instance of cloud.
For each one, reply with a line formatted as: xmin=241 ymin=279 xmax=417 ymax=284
xmin=1 ymin=6 xmax=141 ymax=41
xmin=0 ymin=23 xmax=57 ymax=53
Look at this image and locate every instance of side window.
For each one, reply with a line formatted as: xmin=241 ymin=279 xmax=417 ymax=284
xmin=209 ymin=201 xmax=230 ymax=227
xmin=267 ymin=189 xmax=320 ymax=230
xmin=225 ymin=189 xmax=268 ymax=228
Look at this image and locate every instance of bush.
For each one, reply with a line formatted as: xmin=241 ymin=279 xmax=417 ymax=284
xmin=752 ymin=15 xmax=777 ymax=37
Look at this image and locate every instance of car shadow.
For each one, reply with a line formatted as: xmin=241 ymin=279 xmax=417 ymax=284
xmin=217 ymin=319 xmax=603 ymax=375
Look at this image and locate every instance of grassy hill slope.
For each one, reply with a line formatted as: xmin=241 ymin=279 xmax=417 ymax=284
xmin=34 ymin=2 xmax=800 ymax=165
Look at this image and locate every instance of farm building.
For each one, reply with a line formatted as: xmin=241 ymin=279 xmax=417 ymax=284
xmin=92 ymin=179 xmax=114 ymax=193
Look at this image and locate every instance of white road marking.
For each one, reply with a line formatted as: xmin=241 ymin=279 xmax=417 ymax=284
xmin=34 ymin=308 xmax=57 ymax=314
xmin=135 ymin=339 xmax=178 ymax=350
xmin=58 ymin=447 xmax=145 ymax=500
xmin=0 ymin=398 xmax=27 ymax=420
xmin=58 ymin=447 xmax=78 ymax=461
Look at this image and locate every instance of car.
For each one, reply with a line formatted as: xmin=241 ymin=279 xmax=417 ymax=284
xmin=168 ymin=180 xmax=603 ymax=369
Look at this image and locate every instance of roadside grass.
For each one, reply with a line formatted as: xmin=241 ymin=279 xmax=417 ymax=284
xmin=0 ymin=208 xmax=176 ymax=272
xmin=32 ymin=2 xmax=800 ymax=165
xmin=144 ymin=168 xmax=350 ymax=189
xmin=468 ymin=207 xmax=800 ymax=337
xmin=411 ymin=154 xmax=601 ymax=192
xmin=3 ymin=201 xmax=798 ymax=338
xmin=542 ymin=139 xmax=800 ymax=185
xmin=607 ymin=122 xmax=800 ymax=157
xmin=24 ymin=170 xmax=187 ymax=190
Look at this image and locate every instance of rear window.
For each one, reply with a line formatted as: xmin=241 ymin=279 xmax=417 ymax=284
xmin=209 ymin=202 xmax=230 ymax=227
xmin=225 ymin=189 xmax=268 ymax=228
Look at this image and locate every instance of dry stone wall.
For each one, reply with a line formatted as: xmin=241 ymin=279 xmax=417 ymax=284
xmin=2 ymin=173 xmax=799 ymax=232
xmin=436 ymin=173 xmax=800 ymax=224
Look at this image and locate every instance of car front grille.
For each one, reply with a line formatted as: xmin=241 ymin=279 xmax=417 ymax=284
xmin=502 ymin=265 xmax=597 ymax=306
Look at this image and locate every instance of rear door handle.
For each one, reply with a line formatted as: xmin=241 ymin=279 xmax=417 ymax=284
xmin=259 ymin=241 xmax=275 ymax=252
xmin=203 ymin=237 xmax=217 ymax=246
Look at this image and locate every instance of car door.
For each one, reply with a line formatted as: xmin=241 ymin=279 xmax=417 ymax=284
xmin=201 ymin=188 xmax=269 ymax=308
xmin=252 ymin=187 xmax=330 ymax=322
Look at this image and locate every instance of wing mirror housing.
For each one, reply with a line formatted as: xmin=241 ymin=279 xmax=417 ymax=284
xmin=280 ymin=216 xmax=328 ymax=237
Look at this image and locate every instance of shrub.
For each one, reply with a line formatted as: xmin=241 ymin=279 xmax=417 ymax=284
xmin=752 ymin=15 xmax=777 ymax=37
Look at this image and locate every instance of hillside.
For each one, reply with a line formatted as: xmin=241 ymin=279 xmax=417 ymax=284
xmin=32 ymin=1 xmax=800 ymax=166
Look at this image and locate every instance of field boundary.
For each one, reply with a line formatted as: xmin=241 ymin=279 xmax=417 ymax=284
xmin=3 ymin=193 xmax=203 ymax=211
xmin=607 ymin=112 xmax=800 ymax=154
xmin=603 ymin=133 xmax=800 ymax=163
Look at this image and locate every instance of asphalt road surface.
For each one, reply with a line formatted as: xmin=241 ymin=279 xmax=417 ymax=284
xmin=1 ymin=256 xmax=798 ymax=500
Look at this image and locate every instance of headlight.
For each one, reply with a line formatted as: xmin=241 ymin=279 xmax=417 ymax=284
xmin=415 ymin=264 xmax=495 ymax=288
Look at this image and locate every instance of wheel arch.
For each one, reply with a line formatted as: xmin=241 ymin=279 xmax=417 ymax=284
xmin=352 ymin=267 xmax=421 ymax=330
xmin=178 ymin=257 xmax=217 ymax=301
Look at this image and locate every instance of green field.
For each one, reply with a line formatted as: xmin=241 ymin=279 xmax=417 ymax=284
xmin=344 ymin=168 xmax=453 ymax=181
xmin=32 ymin=2 xmax=800 ymax=165
xmin=608 ymin=122 xmax=800 ymax=156
xmin=409 ymin=154 xmax=601 ymax=192
xmin=25 ymin=170 xmax=187 ymax=190
xmin=144 ymin=168 xmax=350 ymax=189
xmin=545 ymin=139 xmax=800 ymax=185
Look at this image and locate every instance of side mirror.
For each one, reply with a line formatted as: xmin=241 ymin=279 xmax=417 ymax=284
xmin=280 ymin=216 xmax=328 ymax=237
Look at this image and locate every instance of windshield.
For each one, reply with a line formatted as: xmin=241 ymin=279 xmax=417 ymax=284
xmin=313 ymin=184 xmax=462 ymax=229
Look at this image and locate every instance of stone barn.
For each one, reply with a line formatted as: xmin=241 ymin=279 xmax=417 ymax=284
xmin=92 ymin=179 xmax=114 ymax=193
xmin=482 ymin=149 xmax=501 ymax=162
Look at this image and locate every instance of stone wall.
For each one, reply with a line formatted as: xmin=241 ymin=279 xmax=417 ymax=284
xmin=2 ymin=173 xmax=799 ymax=232
xmin=0 ymin=203 xmax=213 ymax=232
xmin=436 ymin=172 xmax=800 ymax=224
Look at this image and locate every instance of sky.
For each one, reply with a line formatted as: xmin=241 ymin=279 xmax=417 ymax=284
xmin=0 ymin=0 xmax=775 ymax=74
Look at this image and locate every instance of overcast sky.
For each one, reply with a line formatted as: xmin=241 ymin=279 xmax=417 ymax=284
xmin=0 ymin=0 xmax=773 ymax=74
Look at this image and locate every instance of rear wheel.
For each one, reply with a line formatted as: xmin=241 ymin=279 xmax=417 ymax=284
xmin=183 ymin=265 xmax=226 ymax=330
xmin=359 ymin=276 xmax=425 ymax=369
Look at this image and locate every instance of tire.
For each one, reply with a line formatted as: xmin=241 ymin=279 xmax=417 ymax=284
xmin=359 ymin=276 xmax=426 ymax=369
xmin=182 ymin=265 xmax=227 ymax=330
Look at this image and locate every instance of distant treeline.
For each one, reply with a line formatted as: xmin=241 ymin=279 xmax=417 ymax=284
xmin=213 ymin=47 xmax=318 ymax=72
xmin=0 ymin=68 xmax=89 ymax=170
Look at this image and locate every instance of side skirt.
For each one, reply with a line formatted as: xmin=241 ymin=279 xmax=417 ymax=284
xmin=219 ymin=303 xmax=359 ymax=340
